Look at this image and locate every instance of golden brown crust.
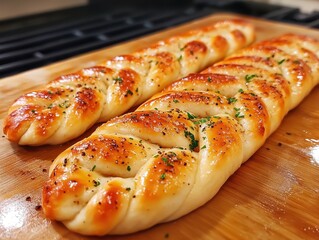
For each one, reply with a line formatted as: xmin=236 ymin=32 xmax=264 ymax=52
xmin=42 ymin=33 xmax=319 ymax=235
xmin=3 ymin=19 xmax=255 ymax=146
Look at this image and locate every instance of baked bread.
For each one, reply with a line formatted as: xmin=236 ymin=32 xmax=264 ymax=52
xmin=3 ymin=19 xmax=255 ymax=146
xmin=42 ymin=33 xmax=319 ymax=236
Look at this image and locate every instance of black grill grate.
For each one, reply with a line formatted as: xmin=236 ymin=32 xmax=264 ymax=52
xmin=0 ymin=0 xmax=318 ymax=78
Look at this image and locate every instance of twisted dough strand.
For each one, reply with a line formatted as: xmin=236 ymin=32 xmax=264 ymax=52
xmin=3 ymin=19 xmax=255 ymax=146
xmin=42 ymin=33 xmax=319 ymax=236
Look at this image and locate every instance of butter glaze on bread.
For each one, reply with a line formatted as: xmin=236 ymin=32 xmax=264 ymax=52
xmin=3 ymin=19 xmax=255 ymax=146
xmin=42 ymin=33 xmax=319 ymax=236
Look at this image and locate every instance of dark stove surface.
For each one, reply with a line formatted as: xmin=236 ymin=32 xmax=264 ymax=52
xmin=0 ymin=0 xmax=318 ymax=78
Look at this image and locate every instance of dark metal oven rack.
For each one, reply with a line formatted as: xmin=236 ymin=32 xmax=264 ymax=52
xmin=0 ymin=0 xmax=318 ymax=78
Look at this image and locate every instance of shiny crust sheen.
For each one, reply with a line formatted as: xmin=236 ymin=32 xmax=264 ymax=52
xmin=42 ymin=34 xmax=319 ymax=235
xmin=3 ymin=19 xmax=255 ymax=146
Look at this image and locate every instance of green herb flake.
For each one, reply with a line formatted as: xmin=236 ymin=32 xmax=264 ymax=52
xmin=227 ymin=97 xmax=237 ymax=104
xmin=177 ymin=55 xmax=183 ymax=62
xmin=126 ymin=187 xmax=131 ymax=191
xmin=93 ymin=180 xmax=100 ymax=187
xmin=235 ymin=111 xmax=244 ymax=118
xmin=126 ymin=89 xmax=133 ymax=96
xmin=173 ymin=99 xmax=179 ymax=103
xmin=201 ymin=145 xmax=207 ymax=149
xmin=245 ymin=74 xmax=257 ymax=83
xmin=91 ymin=165 xmax=96 ymax=171
xmin=184 ymin=130 xmax=199 ymax=151
xmin=213 ymin=116 xmax=221 ymax=119
xmin=113 ymin=77 xmax=123 ymax=84
xmin=193 ymin=116 xmax=211 ymax=125
xmin=160 ymin=173 xmax=166 ymax=180
xmin=207 ymin=77 xmax=212 ymax=82
xmin=238 ymin=88 xmax=244 ymax=93
xmin=161 ymin=157 xmax=173 ymax=167
xmin=31 ymin=109 xmax=36 ymax=113
xmin=127 ymin=166 xmax=131 ymax=171
xmin=278 ymin=59 xmax=286 ymax=65
xmin=187 ymin=112 xmax=196 ymax=120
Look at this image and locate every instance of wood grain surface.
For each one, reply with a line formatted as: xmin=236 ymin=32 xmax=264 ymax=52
xmin=1 ymin=13 xmax=319 ymax=240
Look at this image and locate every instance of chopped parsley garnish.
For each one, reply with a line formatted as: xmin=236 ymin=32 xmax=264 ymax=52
xmin=201 ymin=145 xmax=207 ymax=149
xmin=187 ymin=112 xmax=196 ymax=120
xmin=173 ymin=99 xmax=179 ymax=103
xmin=113 ymin=77 xmax=123 ymax=84
xmin=227 ymin=97 xmax=237 ymax=104
xmin=193 ymin=116 xmax=211 ymax=125
xmin=31 ymin=109 xmax=36 ymax=113
xmin=161 ymin=157 xmax=173 ymax=167
xmin=126 ymin=89 xmax=133 ymax=96
xmin=93 ymin=180 xmax=100 ymax=187
xmin=234 ymin=107 xmax=244 ymax=118
xmin=91 ymin=165 xmax=96 ymax=171
xmin=126 ymin=187 xmax=131 ymax=191
xmin=238 ymin=88 xmax=244 ymax=93
xmin=235 ymin=111 xmax=244 ymax=118
xmin=47 ymin=104 xmax=53 ymax=109
xmin=245 ymin=74 xmax=257 ymax=83
xmin=127 ymin=166 xmax=131 ymax=171
xmin=207 ymin=77 xmax=212 ymax=82
xmin=184 ymin=130 xmax=198 ymax=151
xmin=160 ymin=173 xmax=166 ymax=180
xmin=213 ymin=116 xmax=221 ymax=119
xmin=278 ymin=59 xmax=286 ymax=65
xmin=177 ymin=55 xmax=182 ymax=62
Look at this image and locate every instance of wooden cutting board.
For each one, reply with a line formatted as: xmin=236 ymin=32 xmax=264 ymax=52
xmin=0 ymin=13 xmax=319 ymax=240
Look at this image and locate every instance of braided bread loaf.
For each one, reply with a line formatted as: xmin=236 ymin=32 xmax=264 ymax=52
xmin=42 ymin=33 xmax=319 ymax=236
xmin=3 ymin=19 xmax=255 ymax=146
